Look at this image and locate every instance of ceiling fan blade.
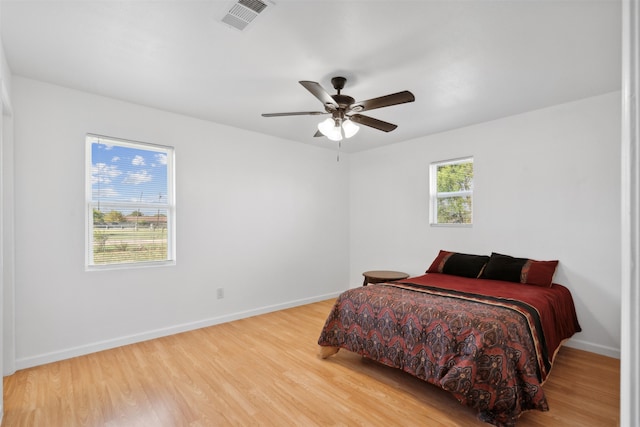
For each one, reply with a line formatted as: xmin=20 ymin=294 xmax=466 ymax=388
xmin=262 ymin=111 xmax=327 ymax=117
xmin=299 ymin=81 xmax=339 ymax=110
xmin=350 ymin=91 xmax=415 ymax=112
xmin=313 ymin=130 xmax=324 ymax=137
xmin=349 ymin=114 xmax=398 ymax=132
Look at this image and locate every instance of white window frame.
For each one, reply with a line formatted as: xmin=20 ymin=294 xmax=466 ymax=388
xmin=429 ymin=156 xmax=473 ymax=226
xmin=85 ymin=134 xmax=176 ymax=270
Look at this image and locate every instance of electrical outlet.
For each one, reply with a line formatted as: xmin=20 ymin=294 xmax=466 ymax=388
xmin=216 ymin=288 xmax=224 ymax=299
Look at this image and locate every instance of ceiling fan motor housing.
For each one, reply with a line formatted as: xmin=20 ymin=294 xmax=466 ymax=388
xmin=331 ymin=94 xmax=355 ymax=109
xmin=328 ymin=77 xmax=354 ymax=114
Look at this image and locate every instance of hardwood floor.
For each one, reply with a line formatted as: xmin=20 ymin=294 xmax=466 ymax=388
xmin=3 ymin=299 xmax=619 ymax=426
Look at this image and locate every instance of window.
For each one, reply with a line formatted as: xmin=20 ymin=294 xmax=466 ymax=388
xmin=430 ymin=157 xmax=473 ymax=225
xmin=86 ymin=134 xmax=175 ymax=269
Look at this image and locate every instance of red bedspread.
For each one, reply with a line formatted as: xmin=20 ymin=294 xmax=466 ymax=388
xmin=317 ymin=273 xmax=581 ymax=426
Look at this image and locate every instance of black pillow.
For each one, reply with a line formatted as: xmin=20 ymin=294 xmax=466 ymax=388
xmin=479 ymin=252 xmax=559 ymax=287
xmin=427 ymin=250 xmax=489 ymax=278
xmin=480 ymin=252 xmax=528 ymax=282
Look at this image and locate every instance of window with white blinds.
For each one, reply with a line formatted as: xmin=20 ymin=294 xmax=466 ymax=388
xmin=86 ymin=134 xmax=175 ymax=269
xmin=430 ymin=157 xmax=474 ymax=226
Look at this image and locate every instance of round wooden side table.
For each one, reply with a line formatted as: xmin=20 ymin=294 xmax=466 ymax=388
xmin=362 ymin=270 xmax=410 ymax=286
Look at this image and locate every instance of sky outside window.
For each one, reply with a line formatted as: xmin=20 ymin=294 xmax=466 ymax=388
xmin=91 ymin=139 xmax=169 ymax=211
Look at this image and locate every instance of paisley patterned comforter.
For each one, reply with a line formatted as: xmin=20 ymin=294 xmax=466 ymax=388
xmin=317 ymin=273 xmax=581 ymax=426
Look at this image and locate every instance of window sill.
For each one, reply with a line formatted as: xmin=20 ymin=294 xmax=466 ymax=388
xmin=85 ymin=260 xmax=176 ymax=272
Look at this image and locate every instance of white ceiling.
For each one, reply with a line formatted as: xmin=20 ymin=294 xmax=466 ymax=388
xmin=1 ymin=0 xmax=621 ymax=153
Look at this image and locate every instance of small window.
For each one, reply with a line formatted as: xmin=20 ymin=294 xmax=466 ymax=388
xmin=86 ymin=134 xmax=175 ymax=269
xmin=430 ymin=157 xmax=473 ymax=225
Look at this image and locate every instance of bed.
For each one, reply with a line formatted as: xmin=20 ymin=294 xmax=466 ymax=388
xmin=317 ymin=251 xmax=581 ymax=427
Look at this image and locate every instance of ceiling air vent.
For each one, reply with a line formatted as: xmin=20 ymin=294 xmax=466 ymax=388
xmin=220 ymin=0 xmax=274 ymax=31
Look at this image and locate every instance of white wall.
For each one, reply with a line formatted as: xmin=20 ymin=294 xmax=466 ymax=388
xmin=8 ymin=76 xmax=622 ymax=369
xmin=11 ymin=77 xmax=350 ymax=369
xmin=350 ymin=92 xmax=621 ymax=357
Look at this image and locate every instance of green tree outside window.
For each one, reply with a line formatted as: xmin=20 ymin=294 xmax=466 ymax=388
xmin=431 ymin=158 xmax=473 ymax=225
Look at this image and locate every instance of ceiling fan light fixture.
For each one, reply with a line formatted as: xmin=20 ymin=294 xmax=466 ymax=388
xmin=318 ymin=117 xmax=343 ymax=141
xmin=342 ymin=119 xmax=360 ymax=138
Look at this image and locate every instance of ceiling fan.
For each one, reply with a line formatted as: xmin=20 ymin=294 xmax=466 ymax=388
xmin=261 ymin=77 xmax=415 ymax=141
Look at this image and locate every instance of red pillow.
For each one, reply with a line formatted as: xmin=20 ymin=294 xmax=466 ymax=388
xmin=521 ymin=259 xmax=559 ymax=287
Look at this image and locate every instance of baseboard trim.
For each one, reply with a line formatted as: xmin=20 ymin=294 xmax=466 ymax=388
xmin=14 ymin=291 xmax=342 ymax=371
xmin=13 ymin=294 xmax=620 ymax=371
xmin=564 ymin=337 xmax=621 ymax=359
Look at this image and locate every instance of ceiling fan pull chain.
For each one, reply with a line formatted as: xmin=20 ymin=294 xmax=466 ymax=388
xmin=337 ymin=140 xmax=341 ymax=162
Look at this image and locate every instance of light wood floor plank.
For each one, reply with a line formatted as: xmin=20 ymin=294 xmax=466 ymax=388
xmin=3 ymin=299 xmax=619 ymax=426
